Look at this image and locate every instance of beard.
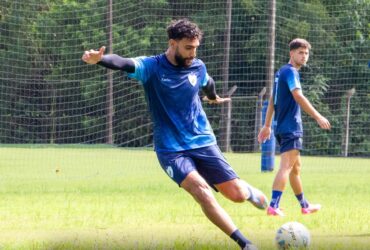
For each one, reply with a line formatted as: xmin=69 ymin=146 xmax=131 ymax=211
xmin=174 ymin=49 xmax=194 ymax=68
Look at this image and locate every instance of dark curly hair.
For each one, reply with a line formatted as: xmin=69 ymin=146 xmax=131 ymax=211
xmin=166 ymin=19 xmax=203 ymax=41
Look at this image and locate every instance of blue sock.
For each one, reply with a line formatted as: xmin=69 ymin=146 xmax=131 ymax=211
xmin=270 ymin=190 xmax=283 ymax=208
xmin=296 ymin=193 xmax=309 ymax=208
xmin=230 ymin=229 xmax=252 ymax=248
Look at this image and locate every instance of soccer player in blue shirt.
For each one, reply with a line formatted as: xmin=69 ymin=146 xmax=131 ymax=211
xmin=258 ymin=38 xmax=331 ymax=217
xmin=82 ymin=19 xmax=267 ymax=250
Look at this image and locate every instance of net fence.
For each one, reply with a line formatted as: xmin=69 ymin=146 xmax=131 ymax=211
xmin=0 ymin=0 xmax=369 ymax=156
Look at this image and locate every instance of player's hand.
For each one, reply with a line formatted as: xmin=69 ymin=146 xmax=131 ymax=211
xmin=258 ymin=126 xmax=271 ymax=144
xmin=316 ymin=115 xmax=331 ymax=130
xmin=202 ymin=95 xmax=231 ymax=104
xmin=82 ymin=46 xmax=105 ymax=64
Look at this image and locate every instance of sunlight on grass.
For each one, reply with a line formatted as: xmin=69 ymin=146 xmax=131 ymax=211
xmin=0 ymin=146 xmax=369 ymax=249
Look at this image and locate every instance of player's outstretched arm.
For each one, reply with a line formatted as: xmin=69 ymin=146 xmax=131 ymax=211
xmin=82 ymin=46 xmax=135 ymax=73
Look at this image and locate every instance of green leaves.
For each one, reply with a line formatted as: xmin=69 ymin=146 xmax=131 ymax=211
xmin=0 ymin=0 xmax=368 ymax=154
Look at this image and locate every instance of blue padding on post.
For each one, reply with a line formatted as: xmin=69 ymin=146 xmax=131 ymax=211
xmin=261 ymin=100 xmax=275 ymax=172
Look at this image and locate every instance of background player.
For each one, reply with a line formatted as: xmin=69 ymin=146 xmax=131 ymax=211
xmin=258 ymin=38 xmax=331 ymax=216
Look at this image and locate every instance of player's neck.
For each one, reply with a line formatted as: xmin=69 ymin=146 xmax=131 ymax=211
xmin=165 ymin=49 xmax=178 ymax=66
xmin=288 ymin=59 xmax=302 ymax=70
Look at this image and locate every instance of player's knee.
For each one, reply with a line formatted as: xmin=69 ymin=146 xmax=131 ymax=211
xmin=280 ymin=163 xmax=293 ymax=172
xmin=228 ymin=192 xmax=246 ymax=203
xmin=291 ymin=164 xmax=301 ymax=175
xmin=223 ymin=185 xmax=246 ymax=203
xmin=217 ymin=180 xmax=247 ymax=203
xmin=190 ymin=184 xmax=215 ymax=206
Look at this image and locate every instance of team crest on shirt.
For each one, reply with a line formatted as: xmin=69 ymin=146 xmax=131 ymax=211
xmin=188 ymin=73 xmax=197 ymax=86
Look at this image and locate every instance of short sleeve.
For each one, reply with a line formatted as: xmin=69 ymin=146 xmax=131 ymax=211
xmin=127 ymin=56 xmax=156 ymax=84
xmin=199 ymin=62 xmax=209 ymax=87
xmin=200 ymin=73 xmax=210 ymax=87
xmin=286 ymin=68 xmax=301 ymax=91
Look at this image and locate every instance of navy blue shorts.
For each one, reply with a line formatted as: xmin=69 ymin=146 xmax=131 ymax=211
xmin=156 ymin=144 xmax=238 ymax=189
xmin=275 ymin=133 xmax=303 ymax=153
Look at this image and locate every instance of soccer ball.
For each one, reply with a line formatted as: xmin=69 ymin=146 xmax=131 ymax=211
xmin=275 ymin=221 xmax=311 ymax=249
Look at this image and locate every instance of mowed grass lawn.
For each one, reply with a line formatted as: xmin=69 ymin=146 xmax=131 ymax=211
xmin=0 ymin=145 xmax=369 ymax=250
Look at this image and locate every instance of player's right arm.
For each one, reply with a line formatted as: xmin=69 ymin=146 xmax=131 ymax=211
xmin=258 ymin=95 xmax=274 ymax=143
xmin=82 ymin=46 xmax=135 ymax=73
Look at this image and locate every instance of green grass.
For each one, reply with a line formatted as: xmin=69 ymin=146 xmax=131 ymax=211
xmin=0 ymin=146 xmax=369 ymax=249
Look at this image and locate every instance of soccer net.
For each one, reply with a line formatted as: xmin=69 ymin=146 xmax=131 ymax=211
xmin=0 ymin=0 xmax=369 ymax=157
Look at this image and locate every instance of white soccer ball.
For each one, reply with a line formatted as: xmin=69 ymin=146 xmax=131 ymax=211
xmin=275 ymin=221 xmax=311 ymax=249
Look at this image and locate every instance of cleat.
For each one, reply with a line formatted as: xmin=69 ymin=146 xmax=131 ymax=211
xmin=267 ymin=206 xmax=285 ymax=217
xmin=242 ymin=243 xmax=259 ymax=250
xmin=301 ymin=203 xmax=321 ymax=214
xmin=244 ymin=182 xmax=268 ymax=210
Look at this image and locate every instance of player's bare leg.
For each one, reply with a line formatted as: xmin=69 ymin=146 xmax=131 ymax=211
xmin=290 ymin=154 xmax=321 ymax=214
xmin=274 ymin=149 xmax=299 ymax=190
xmin=181 ymin=171 xmax=236 ymax=235
xmin=216 ymin=179 xmax=268 ymax=209
xmin=289 ymin=153 xmax=303 ymax=195
xmin=181 ymin=171 xmax=258 ymax=249
xmin=267 ymin=150 xmax=298 ymax=216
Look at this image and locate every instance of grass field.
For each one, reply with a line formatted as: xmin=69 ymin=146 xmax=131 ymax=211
xmin=0 ymin=145 xmax=369 ymax=250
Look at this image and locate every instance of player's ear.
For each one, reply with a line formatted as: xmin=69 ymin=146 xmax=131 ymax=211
xmin=169 ymin=39 xmax=177 ymax=48
xmin=289 ymin=49 xmax=297 ymax=58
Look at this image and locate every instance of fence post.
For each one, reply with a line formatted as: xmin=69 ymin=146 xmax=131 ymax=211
xmin=266 ymin=0 xmax=276 ymax=98
xmin=342 ymin=88 xmax=355 ymax=157
xmin=260 ymin=0 xmax=276 ymax=171
xmin=220 ymin=0 xmax=232 ymax=152
xmin=106 ymin=0 xmax=114 ymax=144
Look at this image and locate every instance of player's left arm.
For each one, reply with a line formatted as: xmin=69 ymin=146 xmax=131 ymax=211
xmin=82 ymin=46 xmax=135 ymax=73
xmin=292 ymin=89 xmax=331 ymax=130
xmin=202 ymin=76 xmax=230 ymax=104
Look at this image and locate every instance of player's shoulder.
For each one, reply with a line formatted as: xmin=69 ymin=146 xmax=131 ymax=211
xmin=131 ymin=54 xmax=161 ymax=70
xmin=193 ymin=58 xmax=205 ymax=67
xmin=188 ymin=58 xmax=206 ymax=73
xmin=137 ymin=55 xmax=160 ymax=64
xmin=280 ymin=64 xmax=295 ymax=73
xmin=279 ymin=64 xmax=298 ymax=78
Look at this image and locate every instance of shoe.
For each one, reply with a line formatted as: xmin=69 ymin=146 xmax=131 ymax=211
xmin=301 ymin=203 xmax=321 ymax=214
xmin=242 ymin=243 xmax=259 ymax=250
xmin=244 ymin=182 xmax=268 ymax=210
xmin=267 ymin=206 xmax=285 ymax=216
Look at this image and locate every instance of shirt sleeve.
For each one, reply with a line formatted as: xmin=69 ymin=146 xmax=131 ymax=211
xmin=127 ymin=56 xmax=155 ymax=84
xmin=199 ymin=62 xmax=209 ymax=87
xmin=286 ymin=68 xmax=301 ymax=91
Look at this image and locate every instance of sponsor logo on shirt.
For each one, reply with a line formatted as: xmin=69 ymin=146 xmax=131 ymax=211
xmin=161 ymin=74 xmax=171 ymax=82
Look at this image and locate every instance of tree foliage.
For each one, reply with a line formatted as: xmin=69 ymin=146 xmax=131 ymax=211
xmin=0 ymin=0 xmax=368 ymax=156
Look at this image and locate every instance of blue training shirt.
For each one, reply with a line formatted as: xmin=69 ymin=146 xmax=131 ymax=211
xmin=272 ymin=64 xmax=303 ymax=136
xmin=127 ymin=54 xmax=216 ymax=152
